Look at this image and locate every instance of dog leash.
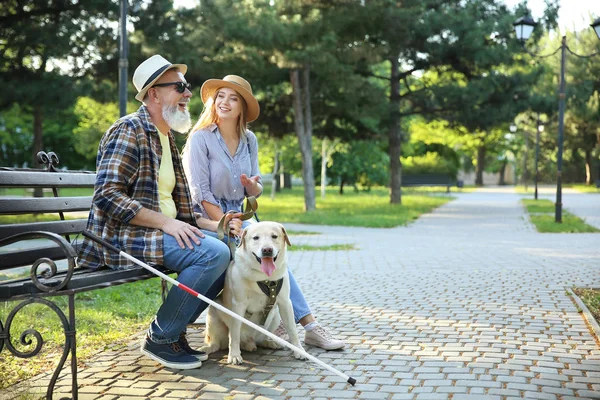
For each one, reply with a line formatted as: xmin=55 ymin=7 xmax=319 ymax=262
xmin=217 ymin=196 xmax=258 ymax=254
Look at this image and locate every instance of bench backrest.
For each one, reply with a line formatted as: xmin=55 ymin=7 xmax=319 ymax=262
xmin=0 ymin=159 xmax=95 ymax=272
xmin=401 ymin=173 xmax=453 ymax=186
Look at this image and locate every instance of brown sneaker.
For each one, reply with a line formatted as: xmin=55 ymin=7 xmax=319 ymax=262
xmin=304 ymin=325 xmax=345 ymax=350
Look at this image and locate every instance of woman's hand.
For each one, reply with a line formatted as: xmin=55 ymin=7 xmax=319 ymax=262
xmin=240 ymin=174 xmax=262 ymax=197
xmin=240 ymin=174 xmax=260 ymax=189
xmin=223 ymin=212 xmax=243 ymax=238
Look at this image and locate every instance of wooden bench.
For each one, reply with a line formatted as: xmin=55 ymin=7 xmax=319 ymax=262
xmin=0 ymin=151 xmax=169 ymax=400
xmin=401 ymin=173 xmax=455 ymax=193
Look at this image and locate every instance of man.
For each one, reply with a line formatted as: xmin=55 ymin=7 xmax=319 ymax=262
xmin=78 ymin=55 xmax=236 ymax=370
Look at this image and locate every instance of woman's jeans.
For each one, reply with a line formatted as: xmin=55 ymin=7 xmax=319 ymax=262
xmin=148 ymin=233 xmax=230 ymax=344
xmin=203 ymin=221 xmax=312 ymax=325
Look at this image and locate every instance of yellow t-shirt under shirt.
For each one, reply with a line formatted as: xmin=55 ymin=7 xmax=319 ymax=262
xmin=158 ymin=131 xmax=177 ymax=219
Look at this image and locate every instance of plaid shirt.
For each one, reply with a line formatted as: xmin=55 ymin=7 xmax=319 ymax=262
xmin=77 ymin=105 xmax=196 ymax=270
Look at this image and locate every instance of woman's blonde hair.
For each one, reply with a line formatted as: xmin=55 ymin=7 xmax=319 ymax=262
xmin=190 ymin=88 xmax=248 ymax=137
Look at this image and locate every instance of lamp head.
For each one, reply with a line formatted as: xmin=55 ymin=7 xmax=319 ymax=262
xmin=513 ymin=15 xmax=537 ymax=42
xmin=591 ymin=17 xmax=600 ymax=41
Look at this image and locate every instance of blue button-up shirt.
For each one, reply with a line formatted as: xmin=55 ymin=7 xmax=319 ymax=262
xmin=183 ymin=124 xmax=262 ymax=218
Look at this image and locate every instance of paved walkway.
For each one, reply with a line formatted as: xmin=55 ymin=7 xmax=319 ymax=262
xmin=6 ymin=188 xmax=600 ymax=399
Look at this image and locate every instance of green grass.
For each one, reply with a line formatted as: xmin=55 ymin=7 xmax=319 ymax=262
xmin=259 ymin=186 xmax=452 ymax=228
xmin=290 ymin=244 xmax=357 ymax=251
xmin=566 ymin=184 xmax=600 ymax=194
xmin=522 ymin=199 xmax=555 ymax=214
xmin=522 ymin=199 xmax=600 ymax=233
xmin=286 ymin=230 xmax=320 ymax=235
xmin=572 ymin=288 xmax=600 ymax=327
xmin=0 ymin=188 xmax=94 ymax=197
xmin=1 ymin=186 xmax=450 ymax=228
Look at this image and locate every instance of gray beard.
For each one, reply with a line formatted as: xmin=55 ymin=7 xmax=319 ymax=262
xmin=162 ymin=104 xmax=192 ymax=134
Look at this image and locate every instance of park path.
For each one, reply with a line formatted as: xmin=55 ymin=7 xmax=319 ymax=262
xmin=4 ymin=187 xmax=600 ymax=400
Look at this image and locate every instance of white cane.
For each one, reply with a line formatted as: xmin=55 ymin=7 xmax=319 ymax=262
xmin=82 ymin=231 xmax=357 ymax=386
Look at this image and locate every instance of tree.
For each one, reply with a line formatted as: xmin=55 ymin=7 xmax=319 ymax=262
xmin=0 ymin=0 xmax=118 ymax=174
xmin=327 ymin=140 xmax=389 ymax=194
xmin=183 ymin=0 xmax=384 ymax=211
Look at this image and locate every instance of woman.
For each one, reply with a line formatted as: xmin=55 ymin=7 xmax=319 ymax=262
xmin=182 ymin=75 xmax=344 ymax=350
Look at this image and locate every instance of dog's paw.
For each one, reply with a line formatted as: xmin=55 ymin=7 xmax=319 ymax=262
xmin=227 ymin=352 xmax=244 ymax=365
xmin=200 ymin=344 xmax=219 ymax=355
xmin=260 ymin=338 xmax=283 ymax=349
xmin=294 ymin=350 xmax=308 ymax=360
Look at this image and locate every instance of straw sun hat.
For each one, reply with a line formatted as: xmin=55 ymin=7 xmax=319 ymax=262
xmin=133 ymin=55 xmax=188 ymax=102
xmin=200 ymin=75 xmax=260 ymax=122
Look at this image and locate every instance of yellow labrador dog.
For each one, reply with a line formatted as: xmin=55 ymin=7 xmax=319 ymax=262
xmin=202 ymin=221 xmax=306 ymax=364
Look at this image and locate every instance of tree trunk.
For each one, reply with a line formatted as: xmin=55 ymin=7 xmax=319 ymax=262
xmin=339 ymin=178 xmax=345 ymax=195
xmin=584 ymin=149 xmax=593 ymax=185
xmin=389 ymin=56 xmax=402 ymax=204
xmin=321 ymin=139 xmax=327 ymax=198
xmin=475 ymin=145 xmax=485 ymax=186
xmin=271 ymin=146 xmax=280 ymax=200
xmin=32 ymin=104 xmax=44 ymax=198
xmin=498 ymin=159 xmax=507 ymax=185
xmin=522 ymin=132 xmax=529 ymax=191
xmin=290 ymin=67 xmax=316 ymax=211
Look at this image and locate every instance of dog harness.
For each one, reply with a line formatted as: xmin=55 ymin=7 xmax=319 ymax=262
xmin=245 ymin=278 xmax=284 ymax=326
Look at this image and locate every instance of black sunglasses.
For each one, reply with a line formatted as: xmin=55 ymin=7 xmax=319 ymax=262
xmin=152 ymin=81 xmax=192 ymax=93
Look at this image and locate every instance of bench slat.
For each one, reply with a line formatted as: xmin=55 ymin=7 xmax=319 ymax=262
xmin=0 ymin=197 xmax=93 ymax=215
xmin=0 ymin=244 xmax=72 ymax=270
xmin=0 ymin=170 xmax=96 ymax=188
xmin=402 ymin=174 xmax=453 ymax=186
xmin=0 ymin=219 xmax=88 ymax=241
xmin=0 ymin=266 xmax=170 ymax=300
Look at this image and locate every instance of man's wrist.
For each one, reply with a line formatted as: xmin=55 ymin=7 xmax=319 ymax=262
xmin=160 ymin=217 xmax=169 ymax=230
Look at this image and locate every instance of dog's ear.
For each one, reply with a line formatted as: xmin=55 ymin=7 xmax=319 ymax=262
xmin=239 ymin=228 xmax=248 ymax=249
xmin=280 ymin=224 xmax=291 ymax=247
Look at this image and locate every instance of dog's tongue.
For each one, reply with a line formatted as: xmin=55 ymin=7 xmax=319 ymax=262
xmin=260 ymin=257 xmax=276 ymax=277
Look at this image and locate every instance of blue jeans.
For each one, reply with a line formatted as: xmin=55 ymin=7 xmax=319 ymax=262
xmin=203 ymin=225 xmax=312 ymax=324
xmin=148 ymin=233 xmax=230 ymax=344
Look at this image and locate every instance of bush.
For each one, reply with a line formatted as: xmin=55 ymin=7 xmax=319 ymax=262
xmin=401 ymin=152 xmax=458 ymax=179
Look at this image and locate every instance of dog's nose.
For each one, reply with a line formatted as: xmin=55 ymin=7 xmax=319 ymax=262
xmin=262 ymin=246 xmax=274 ymax=257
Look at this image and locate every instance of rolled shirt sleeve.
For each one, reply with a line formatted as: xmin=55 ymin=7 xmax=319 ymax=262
xmin=247 ymin=132 xmax=263 ymax=198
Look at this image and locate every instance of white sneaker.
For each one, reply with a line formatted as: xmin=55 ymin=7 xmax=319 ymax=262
xmin=273 ymin=320 xmax=290 ymax=341
xmin=304 ymin=325 xmax=345 ymax=350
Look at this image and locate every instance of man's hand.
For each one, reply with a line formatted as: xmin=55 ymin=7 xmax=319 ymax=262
xmin=161 ymin=218 xmax=205 ymax=249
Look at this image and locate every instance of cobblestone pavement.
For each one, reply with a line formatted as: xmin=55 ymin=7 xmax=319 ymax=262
xmin=5 ymin=188 xmax=600 ymax=399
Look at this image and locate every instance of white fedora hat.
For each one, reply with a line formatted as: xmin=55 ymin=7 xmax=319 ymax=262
xmin=133 ymin=55 xmax=187 ymax=102
xmin=200 ymin=75 xmax=260 ymax=122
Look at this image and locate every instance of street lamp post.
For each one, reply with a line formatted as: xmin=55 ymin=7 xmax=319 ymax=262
xmin=534 ymin=118 xmax=544 ymax=200
xmin=118 ymin=0 xmax=129 ymax=117
xmin=513 ymin=16 xmax=600 ymax=222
